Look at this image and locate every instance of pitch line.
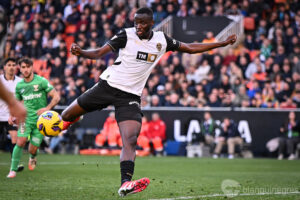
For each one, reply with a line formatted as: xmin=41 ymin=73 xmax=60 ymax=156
xmin=0 ymin=161 xmax=119 ymax=165
xmin=148 ymin=191 xmax=300 ymax=200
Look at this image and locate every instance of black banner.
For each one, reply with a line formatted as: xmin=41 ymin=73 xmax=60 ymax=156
xmin=68 ymin=108 xmax=299 ymax=157
xmin=172 ymin=16 xmax=232 ymax=43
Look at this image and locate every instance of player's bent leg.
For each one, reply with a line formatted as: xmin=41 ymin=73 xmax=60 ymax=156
xmin=28 ymin=129 xmax=44 ymax=171
xmin=61 ymin=99 xmax=86 ymax=130
xmin=28 ymin=144 xmax=39 ymax=171
xmin=61 ymin=99 xmax=86 ymax=121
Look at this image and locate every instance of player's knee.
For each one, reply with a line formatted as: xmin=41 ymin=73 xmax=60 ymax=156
xmin=61 ymin=110 xmax=72 ymax=121
xmin=128 ymin=135 xmax=138 ymax=146
xmin=16 ymin=139 xmax=26 ymax=148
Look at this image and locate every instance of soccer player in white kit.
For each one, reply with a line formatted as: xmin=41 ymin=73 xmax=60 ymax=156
xmin=62 ymin=7 xmax=237 ymax=197
xmin=0 ymin=58 xmax=24 ymax=171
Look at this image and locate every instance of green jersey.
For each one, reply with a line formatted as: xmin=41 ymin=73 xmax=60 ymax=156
xmin=15 ymin=74 xmax=53 ymax=123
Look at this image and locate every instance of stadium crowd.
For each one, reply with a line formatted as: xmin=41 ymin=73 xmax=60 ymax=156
xmin=1 ymin=0 xmax=300 ymax=109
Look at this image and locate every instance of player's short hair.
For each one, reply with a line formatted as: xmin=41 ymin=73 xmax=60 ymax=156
xmin=4 ymin=57 xmax=16 ymax=65
xmin=18 ymin=57 xmax=33 ymax=67
xmin=136 ymin=7 xmax=153 ymax=19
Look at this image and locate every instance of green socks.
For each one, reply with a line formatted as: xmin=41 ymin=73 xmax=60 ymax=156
xmin=30 ymin=149 xmax=39 ymax=159
xmin=11 ymin=145 xmax=23 ymax=172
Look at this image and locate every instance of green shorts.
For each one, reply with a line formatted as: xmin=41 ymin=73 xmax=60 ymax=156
xmin=18 ymin=122 xmax=44 ymax=147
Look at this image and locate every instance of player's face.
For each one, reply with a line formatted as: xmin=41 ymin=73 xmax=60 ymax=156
xmin=20 ymin=63 xmax=33 ymax=79
xmin=4 ymin=61 xmax=17 ymax=76
xmin=134 ymin=13 xmax=154 ymax=39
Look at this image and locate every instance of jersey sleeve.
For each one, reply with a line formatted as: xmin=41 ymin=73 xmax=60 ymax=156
xmin=41 ymin=78 xmax=54 ymax=93
xmin=164 ymin=33 xmax=180 ymax=52
xmin=15 ymin=84 xmax=22 ymax=101
xmin=106 ymin=29 xmax=127 ymax=52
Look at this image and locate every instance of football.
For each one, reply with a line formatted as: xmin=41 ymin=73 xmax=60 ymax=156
xmin=37 ymin=110 xmax=63 ymax=137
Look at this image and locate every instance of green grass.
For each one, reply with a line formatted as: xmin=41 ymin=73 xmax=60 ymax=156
xmin=0 ymin=153 xmax=300 ymax=200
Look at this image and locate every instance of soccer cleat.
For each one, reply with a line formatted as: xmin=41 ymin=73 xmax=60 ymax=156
xmin=288 ymin=154 xmax=296 ymax=160
xmin=62 ymin=116 xmax=81 ymax=130
xmin=17 ymin=164 xmax=24 ymax=172
xmin=118 ymin=177 xmax=150 ymax=197
xmin=28 ymin=158 xmax=37 ymax=171
xmin=7 ymin=171 xmax=16 ymax=178
xmin=213 ymin=154 xmax=219 ymax=159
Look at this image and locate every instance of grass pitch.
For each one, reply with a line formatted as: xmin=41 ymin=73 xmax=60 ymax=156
xmin=0 ymin=153 xmax=300 ymax=200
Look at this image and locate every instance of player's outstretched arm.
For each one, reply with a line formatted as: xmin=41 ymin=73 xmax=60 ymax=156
xmin=70 ymin=43 xmax=112 ymax=59
xmin=178 ymin=34 xmax=237 ymax=54
xmin=36 ymin=89 xmax=60 ymax=116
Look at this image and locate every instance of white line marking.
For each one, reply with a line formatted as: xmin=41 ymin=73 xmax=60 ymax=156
xmin=0 ymin=161 xmax=119 ymax=165
xmin=148 ymin=191 xmax=300 ymax=200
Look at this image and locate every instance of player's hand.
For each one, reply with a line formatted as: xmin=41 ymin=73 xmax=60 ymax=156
xmin=8 ymin=116 xmax=16 ymax=125
xmin=70 ymin=43 xmax=82 ymax=56
xmin=37 ymin=107 xmax=48 ymax=116
xmin=8 ymin=100 xmax=26 ymax=124
xmin=224 ymin=34 xmax=237 ymax=45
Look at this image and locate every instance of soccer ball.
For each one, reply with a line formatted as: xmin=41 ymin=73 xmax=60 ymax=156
xmin=37 ymin=110 xmax=63 ymax=137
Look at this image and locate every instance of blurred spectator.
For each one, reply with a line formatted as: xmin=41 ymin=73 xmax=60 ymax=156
xmin=200 ymin=112 xmax=218 ymax=151
xmin=278 ymin=112 xmax=300 ymax=160
xmin=213 ymin=117 xmax=243 ymax=159
xmin=137 ymin=116 xmax=150 ymax=152
xmin=232 ymin=86 xmax=249 ymax=107
xmin=1 ymin=0 xmax=300 ymax=110
xmin=95 ymin=112 xmax=122 ymax=148
xmin=165 ymin=92 xmax=182 ymax=107
xmin=153 ymin=4 xmax=167 ymax=26
xmin=195 ymin=59 xmax=211 ymax=83
xmin=245 ymin=57 xmax=265 ymax=80
xmin=202 ymin=31 xmax=217 ymax=55
xmin=150 ymin=95 xmax=161 ymax=107
xmin=148 ymin=113 xmax=166 ymax=156
xmin=223 ymin=49 xmax=236 ymax=66
xmin=45 ymin=131 xmax=66 ymax=154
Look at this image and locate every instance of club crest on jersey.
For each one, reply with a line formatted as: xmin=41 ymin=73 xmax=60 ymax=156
xmin=156 ymin=43 xmax=162 ymax=51
xmin=136 ymin=51 xmax=157 ymax=63
xmin=33 ymin=85 xmax=39 ymax=91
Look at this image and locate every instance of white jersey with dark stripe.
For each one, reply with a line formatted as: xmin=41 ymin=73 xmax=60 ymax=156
xmin=100 ymin=27 xmax=180 ymax=96
xmin=0 ymin=74 xmax=22 ymax=121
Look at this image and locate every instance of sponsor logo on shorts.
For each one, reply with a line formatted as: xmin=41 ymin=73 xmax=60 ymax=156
xmin=32 ymin=137 xmax=41 ymax=144
xmin=129 ymin=101 xmax=140 ymax=107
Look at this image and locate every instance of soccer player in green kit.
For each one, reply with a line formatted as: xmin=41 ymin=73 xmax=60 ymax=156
xmin=7 ymin=58 xmax=60 ymax=178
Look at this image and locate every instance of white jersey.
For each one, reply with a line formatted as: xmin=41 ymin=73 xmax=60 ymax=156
xmin=0 ymin=74 xmax=22 ymax=121
xmin=101 ymin=27 xmax=180 ymax=96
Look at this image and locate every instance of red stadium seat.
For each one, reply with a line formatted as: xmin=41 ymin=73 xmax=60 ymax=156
xmin=33 ymin=59 xmax=51 ymax=79
xmin=244 ymin=17 xmax=255 ymax=31
xmin=64 ymin=36 xmax=75 ymax=57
